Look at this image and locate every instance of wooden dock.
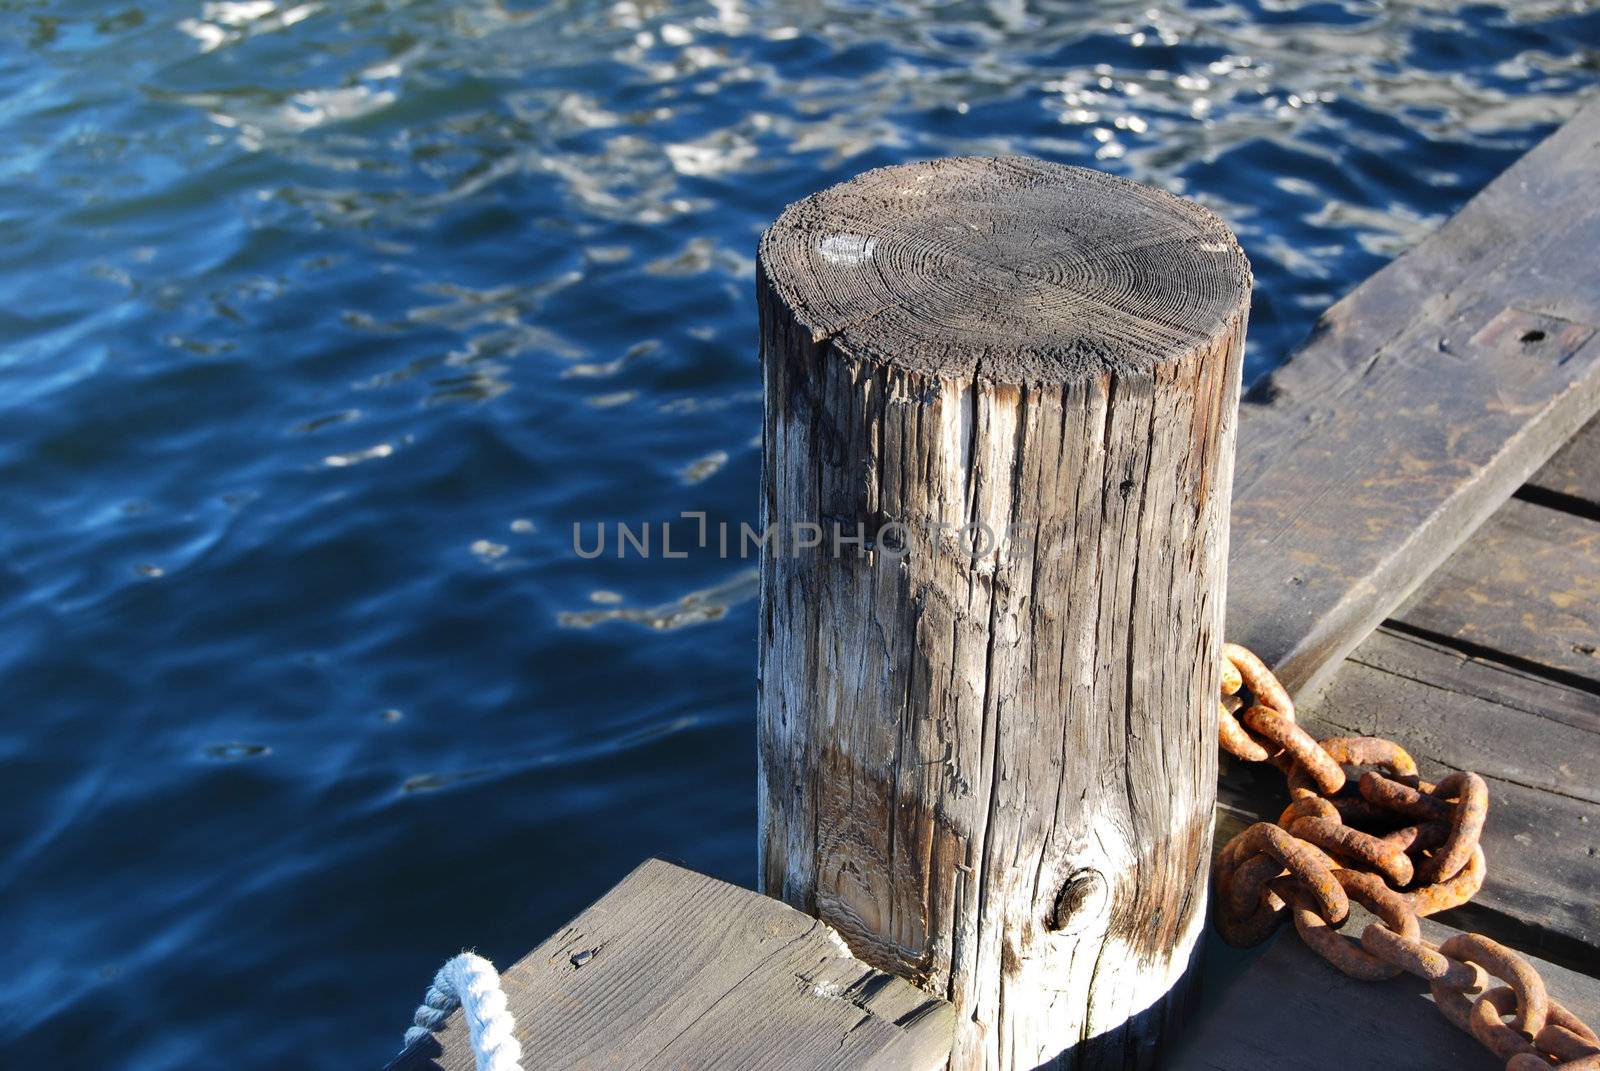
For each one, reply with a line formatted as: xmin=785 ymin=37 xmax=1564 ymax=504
xmin=1187 ymin=415 xmax=1600 ymax=1069
xmin=389 ymin=95 xmax=1600 ymax=1070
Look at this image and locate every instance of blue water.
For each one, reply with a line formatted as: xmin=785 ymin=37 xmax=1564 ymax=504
xmin=1 ymin=1 xmax=1596 ymax=1066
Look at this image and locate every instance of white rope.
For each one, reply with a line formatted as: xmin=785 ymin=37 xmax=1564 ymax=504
xmin=401 ymin=952 xmax=524 ymax=1071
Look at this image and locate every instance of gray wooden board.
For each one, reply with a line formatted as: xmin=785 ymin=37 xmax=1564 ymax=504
xmin=1171 ymin=916 xmax=1600 ymax=1071
xmin=1227 ymin=93 xmax=1600 ymax=699
xmin=1394 ymin=496 xmax=1600 ymax=684
xmin=1529 ymin=413 xmax=1600 ymax=507
xmin=1217 ymin=627 xmax=1600 ymax=962
xmin=385 ymin=859 xmax=955 ymax=1071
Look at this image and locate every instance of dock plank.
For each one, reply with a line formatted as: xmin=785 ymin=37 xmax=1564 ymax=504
xmin=1219 ymin=628 xmax=1600 ymax=961
xmin=386 ymin=859 xmax=955 ymax=1071
xmin=1173 ymin=917 xmax=1600 ymax=1071
xmin=1394 ymin=497 xmax=1600 ymax=684
xmin=1528 ymin=413 xmax=1600 ymax=508
xmin=1226 ymin=94 xmax=1600 ymax=698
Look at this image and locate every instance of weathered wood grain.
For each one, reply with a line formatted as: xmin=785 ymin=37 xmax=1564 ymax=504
xmin=756 ymin=157 xmax=1250 ymax=1069
xmin=1528 ymin=413 xmax=1600 ymax=509
xmin=1172 ymin=917 xmax=1600 ymax=1071
xmin=385 ymin=859 xmax=955 ymax=1071
xmin=1217 ymin=627 xmax=1600 ymax=960
xmin=1394 ymin=497 xmax=1600 ymax=685
xmin=1228 ymin=94 xmax=1600 ymax=699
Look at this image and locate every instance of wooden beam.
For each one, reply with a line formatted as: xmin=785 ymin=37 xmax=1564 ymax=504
xmin=1393 ymin=497 xmax=1600 ymax=685
xmin=386 ymin=859 xmax=955 ymax=1071
xmin=1226 ymin=94 xmax=1600 ymax=698
xmin=1172 ymin=917 xmax=1600 ymax=1071
xmin=1527 ymin=413 xmax=1600 ymax=509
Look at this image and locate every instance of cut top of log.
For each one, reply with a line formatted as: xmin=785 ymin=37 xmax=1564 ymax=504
xmin=758 ymin=156 xmax=1251 ymax=383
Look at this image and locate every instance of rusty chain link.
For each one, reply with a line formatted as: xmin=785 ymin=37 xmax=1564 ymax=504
xmin=1212 ymin=642 xmax=1600 ymax=1070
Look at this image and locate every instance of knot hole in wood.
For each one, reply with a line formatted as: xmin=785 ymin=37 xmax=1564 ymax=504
xmin=1048 ymin=868 xmax=1110 ymax=936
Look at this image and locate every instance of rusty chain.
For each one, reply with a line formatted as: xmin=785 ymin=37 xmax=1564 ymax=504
xmin=1212 ymin=642 xmax=1600 ymax=1070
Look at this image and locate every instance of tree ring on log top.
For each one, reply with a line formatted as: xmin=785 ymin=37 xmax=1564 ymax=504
xmin=757 ymin=155 xmax=1251 ymax=384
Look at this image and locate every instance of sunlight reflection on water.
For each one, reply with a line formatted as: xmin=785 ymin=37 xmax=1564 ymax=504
xmin=0 ymin=1 xmax=1596 ymax=1065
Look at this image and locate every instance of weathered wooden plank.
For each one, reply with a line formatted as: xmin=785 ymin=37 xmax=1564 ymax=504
xmin=1227 ymin=94 xmax=1600 ymax=699
xmin=386 ymin=859 xmax=955 ymax=1071
xmin=1528 ymin=412 xmax=1600 ymax=507
xmin=1218 ymin=627 xmax=1600 ymax=960
xmin=1394 ymin=497 xmax=1600 ymax=684
xmin=1173 ymin=917 xmax=1600 ymax=1071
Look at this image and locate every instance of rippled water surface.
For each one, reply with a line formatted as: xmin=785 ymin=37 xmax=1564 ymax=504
xmin=2 ymin=0 xmax=1597 ymax=1065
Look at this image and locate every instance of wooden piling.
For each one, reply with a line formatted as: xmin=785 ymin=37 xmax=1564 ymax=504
xmin=755 ymin=157 xmax=1250 ymax=1070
